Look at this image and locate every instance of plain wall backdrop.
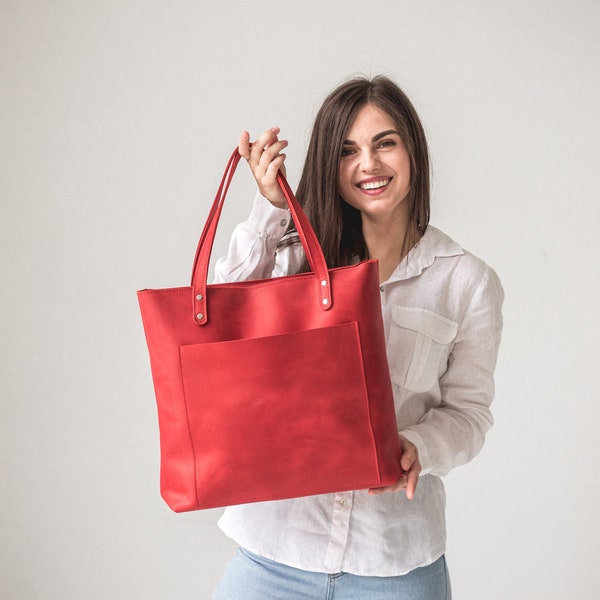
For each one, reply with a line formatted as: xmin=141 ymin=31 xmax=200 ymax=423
xmin=2 ymin=1 xmax=599 ymax=598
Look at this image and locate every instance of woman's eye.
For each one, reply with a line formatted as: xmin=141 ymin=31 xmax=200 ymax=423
xmin=341 ymin=147 xmax=355 ymax=157
xmin=378 ymin=139 xmax=395 ymax=149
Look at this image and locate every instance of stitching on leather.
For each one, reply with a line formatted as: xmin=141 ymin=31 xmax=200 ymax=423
xmin=178 ymin=347 xmax=200 ymax=509
xmin=352 ymin=321 xmax=382 ymax=483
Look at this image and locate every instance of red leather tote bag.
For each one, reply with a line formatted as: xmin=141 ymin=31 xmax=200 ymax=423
xmin=137 ymin=149 xmax=402 ymax=512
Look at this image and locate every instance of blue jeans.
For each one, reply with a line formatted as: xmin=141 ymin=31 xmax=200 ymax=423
xmin=212 ymin=548 xmax=451 ymax=599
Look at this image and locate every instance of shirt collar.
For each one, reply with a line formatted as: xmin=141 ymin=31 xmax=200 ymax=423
xmin=385 ymin=225 xmax=464 ymax=283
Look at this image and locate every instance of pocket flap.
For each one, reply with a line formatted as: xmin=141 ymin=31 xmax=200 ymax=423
xmin=391 ymin=306 xmax=458 ymax=344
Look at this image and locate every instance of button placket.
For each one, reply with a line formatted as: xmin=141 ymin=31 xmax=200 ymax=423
xmin=323 ymin=492 xmax=353 ymax=573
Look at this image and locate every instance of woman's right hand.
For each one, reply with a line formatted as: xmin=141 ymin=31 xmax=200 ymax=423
xmin=239 ymin=127 xmax=289 ymax=209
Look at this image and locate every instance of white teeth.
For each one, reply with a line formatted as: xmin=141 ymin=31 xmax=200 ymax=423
xmin=359 ymin=178 xmax=390 ymax=190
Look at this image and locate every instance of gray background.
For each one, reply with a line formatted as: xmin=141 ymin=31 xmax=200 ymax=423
xmin=2 ymin=1 xmax=599 ymax=598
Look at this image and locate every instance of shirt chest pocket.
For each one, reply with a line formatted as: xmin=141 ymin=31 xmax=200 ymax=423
xmin=388 ymin=306 xmax=458 ymax=393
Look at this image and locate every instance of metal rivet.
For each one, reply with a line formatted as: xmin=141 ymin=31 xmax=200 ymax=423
xmin=321 ymin=280 xmax=327 ymax=286
xmin=196 ymin=313 xmax=204 ymax=320
xmin=196 ymin=294 xmax=203 ymax=301
xmin=322 ymin=298 xmax=329 ymax=305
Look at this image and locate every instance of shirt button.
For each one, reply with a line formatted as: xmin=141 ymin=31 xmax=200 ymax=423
xmin=280 ymin=219 xmax=288 ymax=227
xmin=380 ymin=286 xmax=385 ymax=292
xmin=339 ymin=498 xmax=348 ymax=507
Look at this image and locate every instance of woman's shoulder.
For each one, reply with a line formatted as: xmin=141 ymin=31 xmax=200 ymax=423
xmin=426 ymin=226 xmax=498 ymax=273
xmin=405 ymin=226 xmax=482 ymax=281
xmin=420 ymin=227 xmax=503 ymax=304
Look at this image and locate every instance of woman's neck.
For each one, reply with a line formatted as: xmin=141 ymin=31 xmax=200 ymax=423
xmin=362 ymin=217 xmax=420 ymax=284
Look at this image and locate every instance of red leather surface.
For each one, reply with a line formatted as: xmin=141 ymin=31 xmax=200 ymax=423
xmin=137 ymin=149 xmax=402 ymax=511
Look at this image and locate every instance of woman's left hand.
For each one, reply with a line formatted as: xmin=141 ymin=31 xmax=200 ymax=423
xmin=368 ymin=435 xmax=422 ymax=500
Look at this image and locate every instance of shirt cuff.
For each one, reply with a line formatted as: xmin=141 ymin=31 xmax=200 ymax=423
xmin=248 ymin=193 xmax=291 ymax=239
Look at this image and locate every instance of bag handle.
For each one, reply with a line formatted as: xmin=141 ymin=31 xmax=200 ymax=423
xmin=191 ymin=148 xmax=332 ymax=325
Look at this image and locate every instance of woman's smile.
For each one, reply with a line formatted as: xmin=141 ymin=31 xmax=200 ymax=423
xmin=338 ymin=103 xmax=411 ymax=222
xmin=357 ymin=176 xmax=393 ymax=193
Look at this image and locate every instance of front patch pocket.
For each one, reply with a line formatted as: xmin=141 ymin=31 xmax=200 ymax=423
xmin=178 ymin=321 xmax=380 ymax=508
xmin=389 ymin=306 xmax=458 ymax=393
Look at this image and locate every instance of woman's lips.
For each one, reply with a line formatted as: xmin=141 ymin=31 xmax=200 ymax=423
xmin=356 ymin=177 xmax=392 ymax=194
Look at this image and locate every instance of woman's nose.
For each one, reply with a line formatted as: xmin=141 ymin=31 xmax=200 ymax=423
xmin=360 ymin=149 xmax=380 ymax=172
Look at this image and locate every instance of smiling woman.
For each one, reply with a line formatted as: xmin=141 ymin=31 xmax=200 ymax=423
xmin=288 ymin=76 xmax=432 ymax=280
xmin=338 ymin=105 xmax=414 ymax=281
xmin=338 ymin=107 xmax=411 ymax=217
xmin=211 ymin=75 xmax=504 ymax=600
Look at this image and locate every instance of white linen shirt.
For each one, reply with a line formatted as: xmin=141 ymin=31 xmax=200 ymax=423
xmin=214 ymin=194 xmax=504 ymax=576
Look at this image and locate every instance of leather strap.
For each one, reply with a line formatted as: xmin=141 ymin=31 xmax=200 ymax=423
xmin=190 ymin=148 xmax=332 ymax=325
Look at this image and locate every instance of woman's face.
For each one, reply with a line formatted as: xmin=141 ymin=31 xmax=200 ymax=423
xmin=338 ymin=103 xmax=411 ymax=224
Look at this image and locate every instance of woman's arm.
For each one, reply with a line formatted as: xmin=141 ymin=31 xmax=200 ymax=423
xmin=400 ymin=265 xmax=504 ymax=477
xmin=213 ymin=194 xmax=302 ymax=283
xmin=214 ymin=128 xmax=303 ymax=283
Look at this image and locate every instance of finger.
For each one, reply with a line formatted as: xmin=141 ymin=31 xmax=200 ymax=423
xmin=258 ymin=139 xmax=289 ymax=170
xmin=405 ymin=467 xmax=419 ymax=500
xmin=368 ymin=486 xmax=388 ymax=496
xmin=250 ymin=127 xmax=281 ymax=164
xmin=368 ymin=476 xmax=407 ymax=495
xmin=263 ymin=126 xmax=280 ymax=149
xmin=369 ymin=485 xmax=393 ymax=495
xmin=400 ymin=442 xmax=417 ymax=472
xmin=239 ymin=131 xmax=251 ymax=160
xmin=264 ymin=152 xmax=287 ymax=179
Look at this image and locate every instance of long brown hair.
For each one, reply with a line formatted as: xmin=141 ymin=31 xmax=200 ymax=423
xmin=285 ymin=75 xmax=430 ymax=271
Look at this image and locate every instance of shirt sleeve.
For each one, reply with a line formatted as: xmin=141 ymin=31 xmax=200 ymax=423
xmin=400 ymin=265 xmax=504 ymax=476
xmin=213 ymin=193 xmax=304 ymax=283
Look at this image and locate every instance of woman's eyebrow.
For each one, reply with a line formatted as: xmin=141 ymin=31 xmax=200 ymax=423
xmin=342 ymin=130 xmax=400 ymax=145
xmin=372 ymin=129 xmax=400 ymax=142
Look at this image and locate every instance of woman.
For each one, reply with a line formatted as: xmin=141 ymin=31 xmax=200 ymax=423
xmin=211 ymin=75 xmax=503 ymax=599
